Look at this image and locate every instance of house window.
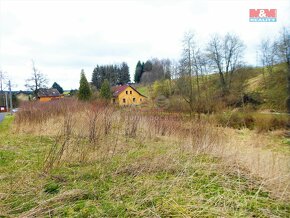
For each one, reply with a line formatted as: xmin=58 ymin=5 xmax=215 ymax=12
xmin=133 ymin=98 xmax=136 ymax=102
xmin=140 ymin=98 xmax=142 ymax=102
xmin=126 ymin=91 xmax=128 ymax=94
xmin=130 ymin=91 xmax=132 ymax=94
xmin=123 ymin=98 xmax=126 ymax=103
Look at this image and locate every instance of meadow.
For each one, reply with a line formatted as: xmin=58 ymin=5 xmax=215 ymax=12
xmin=0 ymin=99 xmax=289 ymax=217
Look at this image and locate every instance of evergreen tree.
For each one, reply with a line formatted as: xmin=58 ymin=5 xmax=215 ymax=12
xmin=100 ymin=79 xmax=111 ymax=100
xmin=92 ymin=65 xmax=102 ymax=89
xmin=143 ymin=60 xmax=153 ymax=71
xmin=141 ymin=62 xmax=145 ymax=78
xmin=51 ymin=82 xmax=64 ymax=94
xmin=78 ymin=69 xmax=92 ymax=101
xmin=120 ymin=62 xmax=130 ymax=84
xmin=92 ymin=62 xmax=130 ymax=88
xmin=134 ymin=61 xmax=142 ymax=83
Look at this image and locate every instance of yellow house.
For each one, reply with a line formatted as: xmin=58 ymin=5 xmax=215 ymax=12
xmin=112 ymin=85 xmax=146 ymax=106
xmin=37 ymin=88 xmax=64 ymax=102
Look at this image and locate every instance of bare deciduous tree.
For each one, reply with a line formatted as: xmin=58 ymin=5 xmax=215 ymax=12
xmin=140 ymin=58 xmax=172 ymax=84
xmin=177 ymin=32 xmax=195 ymax=114
xmin=177 ymin=31 xmax=209 ymax=115
xmin=0 ymin=71 xmax=7 ymax=107
xmin=207 ymin=34 xmax=225 ymax=90
xmin=259 ymin=38 xmax=278 ymax=75
xmin=0 ymin=71 xmax=7 ymax=92
xmin=25 ymin=60 xmax=48 ymax=96
xmin=170 ymin=59 xmax=179 ymax=80
xmin=276 ymin=27 xmax=290 ymax=112
xmin=277 ymin=27 xmax=290 ymax=64
xmin=160 ymin=58 xmax=172 ymax=79
xmin=207 ymin=33 xmax=245 ymax=94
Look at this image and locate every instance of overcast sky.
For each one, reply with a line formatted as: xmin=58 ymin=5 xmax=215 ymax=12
xmin=0 ymin=0 xmax=289 ymax=91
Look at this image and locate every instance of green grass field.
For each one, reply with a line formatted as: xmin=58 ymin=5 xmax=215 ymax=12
xmin=0 ymin=115 xmax=289 ymax=217
xmin=136 ymin=86 xmax=150 ymax=97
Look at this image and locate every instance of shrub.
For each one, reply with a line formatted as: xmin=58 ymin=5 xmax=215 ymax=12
xmin=216 ymin=112 xmax=249 ymax=129
xmin=243 ymin=113 xmax=255 ymax=129
xmin=44 ymin=181 xmax=60 ymax=194
xmin=255 ymin=114 xmax=289 ymax=132
xmin=155 ymin=95 xmax=169 ymax=109
xmin=100 ymin=79 xmax=112 ymax=100
xmin=216 ymin=112 xmax=288 ymax=131
xmin=167 ymin=95 xmax=190 ymax=113
xmin=152 ymin=79 xmax=173 ymax=98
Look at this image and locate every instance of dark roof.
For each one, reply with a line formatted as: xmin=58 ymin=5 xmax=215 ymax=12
xmin=112 ymin=85 xmax=128 ymax=97
xmin=16 ymin=91 xmax=32 ymax=95
xmin=112 ymin=84 xmax=147 ymax=98
xmin=37 ymin=88 xmax=61 ymax=97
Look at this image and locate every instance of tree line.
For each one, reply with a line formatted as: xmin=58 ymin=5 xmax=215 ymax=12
xmin=91 ymin=62 xmax=130 ymax=89
xmin=142 ymin=28 xmax=289 ymax=114
xmin=22 ymin=61 xmax=131 ymax=100
xmin=15 ymin=27 xmax=290 ymax=112
xmin=134 ymin=59 xmax=171 ymax=84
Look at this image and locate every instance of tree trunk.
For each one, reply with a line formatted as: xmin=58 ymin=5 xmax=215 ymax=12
xmin=218 ymin=71 xmax=227 ymax=95
xmin=287 ymin=60 xmax=290 ymax=113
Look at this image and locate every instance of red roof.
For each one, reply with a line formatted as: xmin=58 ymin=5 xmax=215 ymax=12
xmin=112 ymin=84 xmax=147 ymax=98
xmin=112 ymin=85 xmax=129 ymax=97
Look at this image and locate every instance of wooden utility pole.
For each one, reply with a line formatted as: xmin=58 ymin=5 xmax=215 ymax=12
xmin=8 ymin=80 xmax=12 ymax=114
xmin=5 ymin=92 xmax=8 ymax=112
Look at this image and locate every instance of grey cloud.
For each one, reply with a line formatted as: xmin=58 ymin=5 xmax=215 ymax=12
xmin=15 ymin=34 xmax=152 ymax=67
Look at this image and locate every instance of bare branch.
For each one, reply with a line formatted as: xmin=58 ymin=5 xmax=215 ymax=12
xmin=25 ymin=60 xmax=48 ymax=96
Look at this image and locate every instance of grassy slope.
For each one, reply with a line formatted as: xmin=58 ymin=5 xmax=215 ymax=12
xmin=136 ymin=85 xmax=150 ymax=97
xmin=242 ymin=64 xmax=288 ymax=111
xmin=136 ymin=64 xmax=288 ymax=112
xmin=0 ymin=117 xmax=289 ymax=217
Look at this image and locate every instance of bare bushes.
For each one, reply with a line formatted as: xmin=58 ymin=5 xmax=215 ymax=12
xmin=13 ymin=100 xmax=290 ymax=199
xmin=28 ymin=101 xmax=221 ymax=172
xmin=123 ymin=111 xmax=140 ymax=138
xmin=216 ymin=112 xmax=289 ymax=132
xmin=215 ymin=128 xmax=290 ymax=199
xmin=88 ymin=110 xmax=98 ymax=143
xmin=189 ymin=120 xmax=223 ymax=154
xmin=141 ymin=112 xmax=184 ymax=138
xmin=254 ymin=114 xmax=289 ymax=132
xmin=43 ymin=113 xmax=75 ymax=172
xmin=15 ymin=99 xmax=80 ymax=124
xmin=85 ymin=105 xmax=114 ymax=143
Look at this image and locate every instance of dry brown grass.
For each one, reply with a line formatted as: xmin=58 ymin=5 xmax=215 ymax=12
xmin=12 ymin=99 xmax=290 ymax=202
xmin=19 ymin=189 xmax=88 ymax=218
xmin=210 ymin=128 xmax=290 ymax=199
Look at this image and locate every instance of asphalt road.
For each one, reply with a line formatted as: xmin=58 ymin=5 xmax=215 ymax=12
xmin=0 ymin=113 xmax=5 ymax=123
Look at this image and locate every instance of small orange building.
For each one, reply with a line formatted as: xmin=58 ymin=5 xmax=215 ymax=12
xmin=112 ymin=85 xmax=146 ymax=106
xmin=37 ymin=88 xmax=64 ymax=102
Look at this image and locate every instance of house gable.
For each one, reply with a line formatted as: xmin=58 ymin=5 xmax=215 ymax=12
xmin=112 ymin=85 xmax=146 ymax=105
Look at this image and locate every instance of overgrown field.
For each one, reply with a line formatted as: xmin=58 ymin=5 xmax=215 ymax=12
xmin=0 ymin=100 xmax=289 ymax=217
